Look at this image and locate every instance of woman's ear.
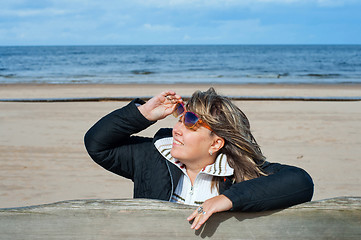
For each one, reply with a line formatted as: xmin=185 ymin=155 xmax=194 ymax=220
xmin=210 ymin=136 xmax=224 ymax=153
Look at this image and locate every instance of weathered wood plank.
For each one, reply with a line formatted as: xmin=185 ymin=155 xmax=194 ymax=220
xmin=1 ymin=197 xmax=360 ymax=239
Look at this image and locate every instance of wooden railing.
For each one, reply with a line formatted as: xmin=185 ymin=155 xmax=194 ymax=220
xmin=1 ymin=197 xmax=360 ymax=239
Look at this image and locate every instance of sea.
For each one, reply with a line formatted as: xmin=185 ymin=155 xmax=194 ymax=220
xmin=1 ymin=45 xmax=360 ymax=85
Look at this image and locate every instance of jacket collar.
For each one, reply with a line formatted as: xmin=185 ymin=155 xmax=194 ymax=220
xmin=154 ymin=137 xmax=234 ymax=177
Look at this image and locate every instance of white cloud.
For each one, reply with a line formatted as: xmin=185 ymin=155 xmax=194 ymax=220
xmin=0 ymin=8 xmax=68 ymax=17
xmin=132 ymin=0 xmax=357 ymax=8
xmin=0 ymin=0 xmax=360 ymax=45
xmin=143 ymin=23 xmax=179 ymax=32
xmin=316 ymin=0 xmax=349 ymax=7
xmin=183 ymin=34 xmax=191 ymax=40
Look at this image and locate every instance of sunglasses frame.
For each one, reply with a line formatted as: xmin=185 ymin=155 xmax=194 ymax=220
xmin=173 ymin=102 xmax=213 ymax=132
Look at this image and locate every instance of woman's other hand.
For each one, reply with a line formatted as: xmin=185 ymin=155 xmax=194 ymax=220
xmin=187 ymin=195 xmax=233 ymax=230
xmin=138 ymin=90 xmax=182 ymax=121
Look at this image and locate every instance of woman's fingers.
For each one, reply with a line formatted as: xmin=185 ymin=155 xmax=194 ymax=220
xmin=162 ymin=91 xmax=182 ymax=115
xmin=187 ymin=196 xmax=233 ymax=230
xmin=191 ymin=211 xmax=211 ymax=230
xmin=187 ymin=209 xmax=199 ymax=222
xmin=161 ymin=90 xmax=177 ymax=101
xmin=138 ymin=90 xmax=182 ymax=121
xmin=188 ymin=206 xmax=213 ymax=230
xmin=191 ymin=213 xmax=202 ymax=229
xmin=162 ymin=91 xmax=182 ymax=104
xmin=161 ymin=90 xmax=176 ymax=97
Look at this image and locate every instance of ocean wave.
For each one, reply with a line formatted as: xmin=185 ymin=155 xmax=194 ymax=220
xmin=131 ymin=70 xmax=155 ymax=75
xmin=0 ymin=74 xmax=16 ymax=78
xmin=244 ymin=73 xmax=290 ymax=79
xmin=71 ymin=74 xmax=98 ymax=78
xmin=302 ymin=73 xmax=342 ymax=78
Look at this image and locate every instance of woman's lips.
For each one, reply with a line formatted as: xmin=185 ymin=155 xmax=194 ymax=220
xmin=173 ymin=138 xmax=184 ymax=146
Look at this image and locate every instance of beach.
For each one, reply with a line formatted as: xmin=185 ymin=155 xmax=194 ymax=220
xmin=0 ymin=84 xmax=360 ymax=208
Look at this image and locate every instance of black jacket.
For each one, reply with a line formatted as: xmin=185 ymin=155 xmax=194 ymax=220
xmin=84 ymin=99 xmax=314 ymax=211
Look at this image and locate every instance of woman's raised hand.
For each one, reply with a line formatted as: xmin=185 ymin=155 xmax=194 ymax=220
xmin=138 ymin=90 xmax=182 ymax=121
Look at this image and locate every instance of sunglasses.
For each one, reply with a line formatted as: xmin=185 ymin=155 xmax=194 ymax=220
xmin=172 ymin=102 xmax=213 ymax=131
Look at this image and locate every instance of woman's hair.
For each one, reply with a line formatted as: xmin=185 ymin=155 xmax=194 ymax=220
xmin=186 ymin=87 xmax=267 ymax=184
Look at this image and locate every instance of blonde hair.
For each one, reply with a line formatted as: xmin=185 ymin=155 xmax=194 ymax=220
xmin=186 ymin=87 xmax=267 ymax=184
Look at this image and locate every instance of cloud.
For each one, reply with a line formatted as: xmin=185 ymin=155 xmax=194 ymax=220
xmin=143 ymin=24 xmax=179 ymax=32
xmin=0 ymin=0 xmax=360 ymax=45
xmin=131 ymin=0 xmax=357 ymax=8
xmin=0 ymin=8 xmax=68 ymax=17
xmin=316 ymin=0 xmax=351 ymax=6
xmin=180 ymin=19 xmax=273 ymax=44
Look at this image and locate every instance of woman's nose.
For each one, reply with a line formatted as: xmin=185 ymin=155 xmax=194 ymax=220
xmin=173 ymin=121 xmax=184 ymax=136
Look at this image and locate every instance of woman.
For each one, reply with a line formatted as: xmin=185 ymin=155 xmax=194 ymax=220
xmin=84 ymin=88 xmax=314 ymax=230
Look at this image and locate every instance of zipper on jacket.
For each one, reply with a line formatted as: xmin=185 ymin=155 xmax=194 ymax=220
xmin=165 ymin=160 xmax=174 ymax=202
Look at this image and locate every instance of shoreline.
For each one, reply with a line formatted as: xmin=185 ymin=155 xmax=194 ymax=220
xmin=1 ymin=83 xmax=361 ymax=100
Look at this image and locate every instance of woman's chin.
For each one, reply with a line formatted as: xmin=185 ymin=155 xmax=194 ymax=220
xmin=170 ymin=148 xmax=181 ymax=160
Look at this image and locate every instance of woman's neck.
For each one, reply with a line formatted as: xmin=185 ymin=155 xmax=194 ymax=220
xmin=184 ymin=157 xmax=215 ymax=185
xmin=186 ymin=168 xmax=201 ymax=186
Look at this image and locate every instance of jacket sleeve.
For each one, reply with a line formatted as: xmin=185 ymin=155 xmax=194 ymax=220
xmin=222 ymin=163 xmax=314 ymax=212
xmin=84 ymin=99 xmax=156 ymax=181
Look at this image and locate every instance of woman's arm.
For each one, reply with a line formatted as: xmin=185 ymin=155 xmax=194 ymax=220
xmin=84 ymin=99 xmax=155 ymax=179
xmin=84 ymin=91 xmax=182 ymax=180
xmin=222 ymin=163 xmax=314 ymax=211
xmin=187 ymin=164 xmax=313 ymax=230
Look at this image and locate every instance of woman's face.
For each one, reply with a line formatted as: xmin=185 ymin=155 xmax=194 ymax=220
xmin=170 ymin=118 xmax=215 ymax=167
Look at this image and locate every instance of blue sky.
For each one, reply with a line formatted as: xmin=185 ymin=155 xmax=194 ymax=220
xmin=1 ymin=0 xmax=360 ymax=45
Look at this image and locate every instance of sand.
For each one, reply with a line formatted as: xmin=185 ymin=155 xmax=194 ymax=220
xmin=0 ymin=84 xmax=360 ymax=208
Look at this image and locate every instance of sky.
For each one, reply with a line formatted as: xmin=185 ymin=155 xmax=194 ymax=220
xmin=1 ymin=0 xmax=360 ymax=45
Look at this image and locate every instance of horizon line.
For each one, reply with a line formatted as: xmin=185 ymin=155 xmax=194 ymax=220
xmin=1 ymin=43 xmax=361 ymax=47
